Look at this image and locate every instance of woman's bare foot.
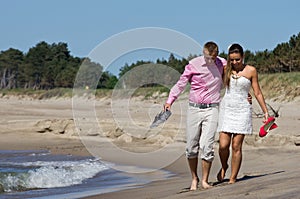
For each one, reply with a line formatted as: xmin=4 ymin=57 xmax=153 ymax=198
xmin=190 ymin=178 xmax=199 ymax=191
xmin=202 ymin=181 xmax=213 ymax=189
xmin=228 ymin=178 xmax=236 ymax=184
xmin=217 ymin=165 xmax=228 ymax=182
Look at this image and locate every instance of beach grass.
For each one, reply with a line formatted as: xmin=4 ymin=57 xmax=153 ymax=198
xmin=258 ymin=72 xmax=300 ymax=101
xmin=0 ymin=72 xmax=299 ymax=101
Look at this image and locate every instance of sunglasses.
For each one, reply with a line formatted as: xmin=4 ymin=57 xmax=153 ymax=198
xmin=230 ymin=58 xmax=241 ymax=62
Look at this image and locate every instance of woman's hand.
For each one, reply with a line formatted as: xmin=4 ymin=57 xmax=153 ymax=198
xmin=263 ymin=112 xmax=269 ymax=123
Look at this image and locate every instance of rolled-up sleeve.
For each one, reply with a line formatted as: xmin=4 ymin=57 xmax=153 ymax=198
xmin=166 ymin=64 xmax=193 ymax=104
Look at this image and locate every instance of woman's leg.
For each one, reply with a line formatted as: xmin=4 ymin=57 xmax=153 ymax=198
xmin=217 ymin=132 xmax=231 ymax=182
xmin=229 ymin=134 xmax=245 ymax=184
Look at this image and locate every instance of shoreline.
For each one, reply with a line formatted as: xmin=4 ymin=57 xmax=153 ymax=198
xmin=1 ymin=131 xmax=299 ymax=199
xmin=83 ymin=145 xmax=300 ymax=199
xmin=3 ymin=141 xmax=298 ymax=199
xmin=1 ymin=97 xmax=300 ymax=198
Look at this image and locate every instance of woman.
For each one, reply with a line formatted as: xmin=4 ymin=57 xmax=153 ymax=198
xmin=217 ymin=43 xmax=269 ymax=184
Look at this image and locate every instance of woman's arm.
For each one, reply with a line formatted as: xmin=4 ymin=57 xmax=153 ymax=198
xmin=249 ymin=66 xmax=269 ymax=121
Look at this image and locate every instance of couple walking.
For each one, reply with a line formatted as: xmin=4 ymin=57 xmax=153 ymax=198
xmin=164 ymin=42 xmax=269 ymax=190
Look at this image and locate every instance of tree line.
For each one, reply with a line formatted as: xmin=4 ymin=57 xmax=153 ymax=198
xmin=0 ymin=42 xmax=118 ymax=90
xmin=0 ymin=32 xmax=299 ymax=90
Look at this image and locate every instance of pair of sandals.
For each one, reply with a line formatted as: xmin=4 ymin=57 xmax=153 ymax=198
xmin=259 ymin=116 xmax=278 ymax=137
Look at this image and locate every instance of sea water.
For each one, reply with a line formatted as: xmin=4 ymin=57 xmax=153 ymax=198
xmin=0 ymin=150 xmax=172 ymax=199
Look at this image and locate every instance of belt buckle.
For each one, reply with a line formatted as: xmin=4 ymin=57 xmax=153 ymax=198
xmin=200 ymin=103 xmax=208 ymax=109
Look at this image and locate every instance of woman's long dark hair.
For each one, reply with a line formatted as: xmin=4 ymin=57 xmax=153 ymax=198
xmin=224 ymin=44 xmax=244 ymax=87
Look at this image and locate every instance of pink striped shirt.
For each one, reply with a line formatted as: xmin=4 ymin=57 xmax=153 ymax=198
xmin=166 ymin=56 xmax=227 ymax=105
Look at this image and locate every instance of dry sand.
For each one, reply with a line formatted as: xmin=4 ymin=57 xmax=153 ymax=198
xmin=0 ymin=96 xmax=299 ymax=199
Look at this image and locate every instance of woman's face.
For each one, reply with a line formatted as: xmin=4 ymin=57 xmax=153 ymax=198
xmin=229 ymin=53 xmax=243 ymax=68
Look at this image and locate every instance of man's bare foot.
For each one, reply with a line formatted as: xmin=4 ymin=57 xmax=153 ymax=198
xmin=202 ymin=181 xmax=213 ymax=189
xmin=190 ymin=178 xmax=199 ymax=191
xmin=217 ymin=165 xmax=228 ymax=182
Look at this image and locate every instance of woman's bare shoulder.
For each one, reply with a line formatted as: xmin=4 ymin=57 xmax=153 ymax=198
xmin=245 ymin=65 xmax=257 ymax=73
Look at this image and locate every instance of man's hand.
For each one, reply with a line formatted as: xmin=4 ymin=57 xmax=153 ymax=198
xmin=247 ymin=93 xmax=252 ymax=104
xmin=164 ymin=103 xmax=171 ymax=111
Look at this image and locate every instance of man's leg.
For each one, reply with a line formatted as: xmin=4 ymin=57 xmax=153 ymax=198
xmin=199 ymin=107 xmax=219 ymax=189
xmin=201 ymin=159 xmax=212 ymax=189
xmin=188 ymin=157 xmax=199 ymax=190
xmin=185 ymin=106 xmax=202 ymax=190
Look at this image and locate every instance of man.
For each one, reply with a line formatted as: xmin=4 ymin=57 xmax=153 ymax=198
xmin=164 ymin=41 xmax=226 ymax=189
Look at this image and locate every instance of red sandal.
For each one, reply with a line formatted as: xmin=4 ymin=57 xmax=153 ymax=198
xmin=259 ymin=116 xmax=278 ymax=137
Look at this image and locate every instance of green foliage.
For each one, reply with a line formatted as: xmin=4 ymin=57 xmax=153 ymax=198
xmin=0 ymin=42 xmax=116 ymax=90
xmin=0 ymin=48 xmax=24 ymax=89
xmin=212 ymin=33 xmax=300 ymax=74
xmin=0 ymin=32 xmax=300 ymax=93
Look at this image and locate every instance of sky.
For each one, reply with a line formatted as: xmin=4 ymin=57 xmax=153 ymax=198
xmin=1 ymin=0 xmax=300 ymax=76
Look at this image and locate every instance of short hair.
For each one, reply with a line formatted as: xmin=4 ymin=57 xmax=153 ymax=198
xmin=203 ymin=41 xmax=219 ymax=54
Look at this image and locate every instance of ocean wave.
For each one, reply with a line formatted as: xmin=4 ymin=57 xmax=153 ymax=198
xmin=0 ymin=159 xmax=108 ymax=192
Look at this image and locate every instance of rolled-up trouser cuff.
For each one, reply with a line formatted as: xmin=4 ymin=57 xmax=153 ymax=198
xmin=185 ymin=151 xmax=214 ymax=162
xmin=200 ymin=151 xmax=214 ymax=162
xmin=185 ymin=151 xmax=198 ymax=159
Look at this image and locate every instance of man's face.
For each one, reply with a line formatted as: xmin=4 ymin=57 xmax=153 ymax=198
xmin=204 ymin=50 xmax=218 ymax=64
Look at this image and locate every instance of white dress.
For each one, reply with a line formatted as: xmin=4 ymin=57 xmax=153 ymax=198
xmin=217 ymin=75 xmax=253 ymax=134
